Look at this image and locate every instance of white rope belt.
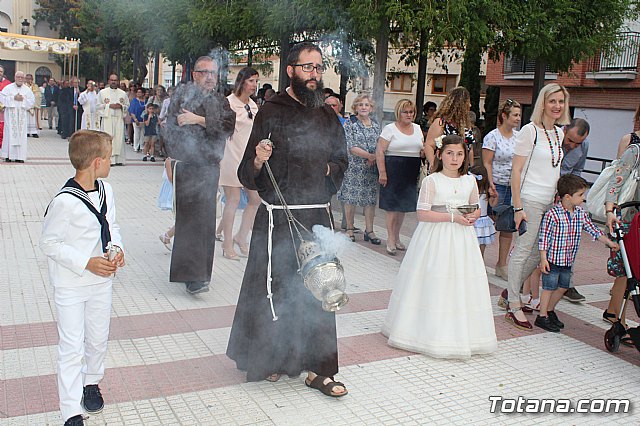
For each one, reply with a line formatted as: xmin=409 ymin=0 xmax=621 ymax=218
xmin=261 ymin=199 xmax=331 ymax=321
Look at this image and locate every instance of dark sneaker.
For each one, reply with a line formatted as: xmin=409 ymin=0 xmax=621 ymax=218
xmin=563 ymin=287 xmax=586 ymax=303
xmin=547 ymin=311 xmax=565 ymax=329
xmin=535 ymin=315 xmax=560 ymax=332
xmin=186 ymin=281 xmax=209 ymax=294
xmin=150 ymin=156 xmax=156 ymax=162
xmin=64 ymin=414 xmax=84 ymax=426
xmin=82 ymin=384 xmax=104 ymax=414
xmin=142 ymin=155 xmax=148 ymax=162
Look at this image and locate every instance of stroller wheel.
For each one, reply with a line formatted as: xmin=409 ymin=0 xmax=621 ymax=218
xmin=605 ymin=327 xmax=621 ymax=352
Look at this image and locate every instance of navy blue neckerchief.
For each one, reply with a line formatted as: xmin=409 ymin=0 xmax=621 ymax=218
xmin=45 ymin=178 xmax=111 ymax=253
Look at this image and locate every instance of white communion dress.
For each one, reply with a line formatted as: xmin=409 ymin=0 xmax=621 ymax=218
xmin=382 ymin=172 xmax=497 ymax=359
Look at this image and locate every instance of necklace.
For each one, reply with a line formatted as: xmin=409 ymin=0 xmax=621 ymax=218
xmin=542 ymin=123 xmax=561 ymax=168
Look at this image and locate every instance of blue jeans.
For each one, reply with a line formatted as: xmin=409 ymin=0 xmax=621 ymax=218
xmin=542 ymin=263 xmax=573 ymax=291
xmin=489 ymin=183 xmax=512 ymax=216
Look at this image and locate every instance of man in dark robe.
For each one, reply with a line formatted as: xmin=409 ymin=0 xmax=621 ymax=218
xmin=227 ymin=42 xmax=349 ymax=397
xmin=164 ymin=56 xmax=235 ymax=295
xmin=58 ymin=78 xmax=83 ymax=139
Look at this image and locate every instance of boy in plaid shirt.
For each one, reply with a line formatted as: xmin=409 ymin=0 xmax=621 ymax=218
xmin=537 ymin=175 xmax=618 ymax=332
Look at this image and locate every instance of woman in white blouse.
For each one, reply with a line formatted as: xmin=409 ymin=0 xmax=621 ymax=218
xmin=482 ymin=99 xmax=521 ymax=280
xmin=505 ymin=83 xmax=570 ymax=331
xmin=376 ymin=99 xmax=424 ymax=255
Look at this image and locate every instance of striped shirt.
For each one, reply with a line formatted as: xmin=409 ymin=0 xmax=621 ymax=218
xmin=538 ymin=203 xmax=603 ymax=267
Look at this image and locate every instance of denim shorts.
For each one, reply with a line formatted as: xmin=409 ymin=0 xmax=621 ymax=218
xmin=542 ymin=263 xmax=573 ymax=291
xmin=489 ymin=183 xmax=512 ymax=216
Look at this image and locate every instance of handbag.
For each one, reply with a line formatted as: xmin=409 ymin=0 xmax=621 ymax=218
xmin=493 ymin=204 xmax=516 ymax=232
xmin=493 ymin=123 xmax=538 ymax=232
xmin=587 ymin=143 xmax=640 ymax=223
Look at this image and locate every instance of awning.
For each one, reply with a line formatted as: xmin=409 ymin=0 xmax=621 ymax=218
xmin=0 ymin=32 xmax=79 ymax=55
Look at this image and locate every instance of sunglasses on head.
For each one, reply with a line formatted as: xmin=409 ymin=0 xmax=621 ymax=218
xmin=244 ymin=104 xmax=253 ymax=119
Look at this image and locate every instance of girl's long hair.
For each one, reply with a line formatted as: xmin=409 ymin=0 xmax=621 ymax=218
xmin=431 ymin=87 xmax=471 ymax=130
xmin=469 ymin=164 xmax=490 ymax=196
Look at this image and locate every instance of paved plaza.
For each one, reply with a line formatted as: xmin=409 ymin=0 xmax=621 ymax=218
xmin=0 ymin=130 xmax=639 ymax=425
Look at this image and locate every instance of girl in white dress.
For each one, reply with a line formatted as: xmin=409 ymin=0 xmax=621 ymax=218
xmin=382 ymin=135 xmax=498 ymax=359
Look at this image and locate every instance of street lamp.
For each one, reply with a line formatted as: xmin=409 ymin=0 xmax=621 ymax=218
xmin=21 ymin=19 xmax=30 ymax=35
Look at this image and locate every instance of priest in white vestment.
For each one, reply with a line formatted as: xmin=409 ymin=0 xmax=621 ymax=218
xmin=78 ymin=81 xmax=100 ymax=130
xmin=0 ymin=71 xmax=35 ymax=162
xmin=25 ymin=74 xmax=41 ymax=137
xmin=98 ymin=74 xmax=129 ymax=165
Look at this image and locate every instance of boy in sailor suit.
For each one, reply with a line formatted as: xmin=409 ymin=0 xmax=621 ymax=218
xmin=40 ymin=130 xmax=125 ymax=426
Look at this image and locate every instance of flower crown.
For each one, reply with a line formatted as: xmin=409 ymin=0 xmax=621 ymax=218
xmin=434 ymin=135 xmax=445 ymax=149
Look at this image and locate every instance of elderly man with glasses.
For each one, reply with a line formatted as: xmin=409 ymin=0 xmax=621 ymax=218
xmin=163 ymin=55 xmax=235 ymax=296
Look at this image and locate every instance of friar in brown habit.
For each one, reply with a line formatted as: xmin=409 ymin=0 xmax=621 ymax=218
xmin=226 ymin=42 xmax=350 ymax=397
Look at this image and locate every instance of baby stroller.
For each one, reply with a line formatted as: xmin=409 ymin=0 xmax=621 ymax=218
xmin=604 ymin=201 xmax=640 ymax=353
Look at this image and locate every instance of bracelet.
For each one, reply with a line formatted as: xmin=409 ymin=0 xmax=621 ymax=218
xmin=450 ymin=212 xmax=454 ymax=223
xmin=513 ymin=207 xmax=524 ymax=212
xmin=606 ymin=209 xmax=615 ymax=213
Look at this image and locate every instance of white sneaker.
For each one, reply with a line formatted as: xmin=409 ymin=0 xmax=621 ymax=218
xmin=529 ymin=298 xmax=541 ymax=311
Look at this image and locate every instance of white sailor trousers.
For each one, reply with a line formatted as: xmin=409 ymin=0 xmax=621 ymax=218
xmin=54 ymin=281 xmax=112 ymax=421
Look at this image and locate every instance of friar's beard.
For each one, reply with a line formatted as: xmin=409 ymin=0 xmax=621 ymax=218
xmin=290 ymin=74 xmax=325 ymax=108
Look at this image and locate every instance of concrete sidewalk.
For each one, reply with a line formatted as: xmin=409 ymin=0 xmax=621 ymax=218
xmin=0 ymin=130 xmax=639 ymax=425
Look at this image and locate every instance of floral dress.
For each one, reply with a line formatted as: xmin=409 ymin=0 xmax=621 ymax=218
xmin=337 ymin=117 xmax=381 ymax=206
xmin=606 ymin=135 xmax=640 ymax=276
xmin=441 ymin=118 xmax=476 ymax=148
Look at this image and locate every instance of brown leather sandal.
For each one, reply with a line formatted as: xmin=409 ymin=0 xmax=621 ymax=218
xmin=304 ymin=375 xmax=348 ymax=397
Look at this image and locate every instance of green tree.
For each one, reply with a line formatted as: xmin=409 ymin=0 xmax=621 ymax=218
xmin=497 ymin=0 xmax=640 ymax=103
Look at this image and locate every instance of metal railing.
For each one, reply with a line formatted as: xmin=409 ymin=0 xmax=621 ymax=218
xmin=583 ymin=156 xmax=613 ymax=177
xmin=503 ymin=56 xmax=551 ymax=74
xmin=586 ymin=32 xmax=640 ymax=72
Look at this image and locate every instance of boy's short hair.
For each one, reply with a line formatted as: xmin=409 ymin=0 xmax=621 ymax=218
xmin=69 ymin=130 xmax=113 ymax=170
xmin=146 ymin=103 xmax=155 ymax=109
xmin=557 ymin=174 xmax=588 ymax=198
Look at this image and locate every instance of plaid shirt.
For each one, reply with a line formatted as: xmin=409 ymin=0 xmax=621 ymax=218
xmin=538 ymin=203 xmax=604 ymax=267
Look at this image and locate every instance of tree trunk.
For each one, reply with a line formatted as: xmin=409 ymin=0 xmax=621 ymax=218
xmin=248 ymin=46 xmax=253 ymax=67
xmin=154 ymin=50 xmax=160 ymax=87
xmin=415 ymin=31 xmax=428 ymax=121
xmin=278 ymin=36 xmax=291 ymax=92
xmin=459 ymin=41 xmax=482 ymax=117
xmin=531 ymin=59 xmax=547 ymax=106
xmin=372 ymin=18 xmax=390 ymax=124
xmin=116 ymin=50 xmax=120 ymax=80
xmin=171 ymin=62 xmax=176 ymax=86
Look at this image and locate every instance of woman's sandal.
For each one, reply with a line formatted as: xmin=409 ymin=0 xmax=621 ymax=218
xmin=346 ymin=228 xmax=356 ymax=242
xmin=159 ymin=233 xmax=172 ymax=251
xmin=305 ymin=375 xmax=348 ymax=397
xmin=603 ymin=310 xmax=617 ymax=325
xmin=363 ymin=230 xmax=381 ymax=245
xmin=222 ymin=248 xmax=240 ymax=261
xmin=395 ymin=241 xmax=406 ymax=251
xmin=505 ymin=307 xmax=533 ymax=331
xmin=233 ymin=238 xmax=250 ymax=257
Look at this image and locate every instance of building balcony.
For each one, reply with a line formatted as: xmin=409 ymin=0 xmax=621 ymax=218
xmin=502 ymin=56 xmax=557 ymax=80
xmin=585 ymin=32 xmax=640 ymax=80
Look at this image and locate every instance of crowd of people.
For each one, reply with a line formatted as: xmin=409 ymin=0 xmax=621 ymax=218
xmin=23 ymin=42 xmax=639 ymax=426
